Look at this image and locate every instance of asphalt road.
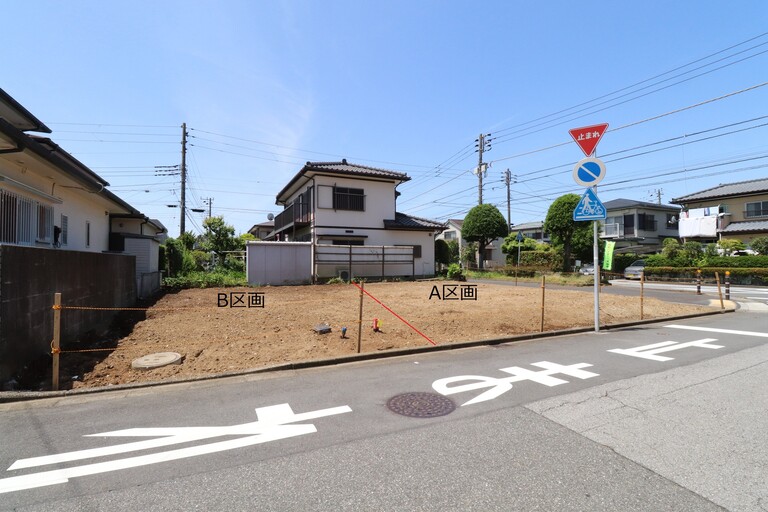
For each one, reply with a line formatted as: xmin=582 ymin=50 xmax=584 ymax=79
xmin=1 ymin=310 xmax=766 ymax=511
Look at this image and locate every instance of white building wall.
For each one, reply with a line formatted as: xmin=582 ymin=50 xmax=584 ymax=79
xmin=247 ymin=241 xmax=312 ymax=285
xmin=0 ymin=161 xmax=111 ymax=252
xmin=313 ymin=175 xmax=395 ymax=228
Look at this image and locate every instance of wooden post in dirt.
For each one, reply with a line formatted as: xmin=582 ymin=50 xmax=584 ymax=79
xmin=52 ymin=292 xmax=61 ymax=391
xmin=640 ymin=272 xmax=645 ymax=320
xmin=540 ymin=275 xmax=545 ymax=332
xmin=357 ymin=282 xmax=364 ymax=353
xmin=715 ymin=272 xmax=724 ymax=310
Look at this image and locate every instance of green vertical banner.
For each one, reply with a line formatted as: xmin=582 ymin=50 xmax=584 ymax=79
xmin=603 ymin=241 xmax=615 ymax=271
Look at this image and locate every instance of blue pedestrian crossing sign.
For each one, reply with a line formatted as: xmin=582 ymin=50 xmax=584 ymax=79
xmin=573 ymin=188 xmax=606 ymax=221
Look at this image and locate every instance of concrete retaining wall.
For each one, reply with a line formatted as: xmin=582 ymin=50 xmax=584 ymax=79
xmin=0 ymin=245 xmax=135 ymax=383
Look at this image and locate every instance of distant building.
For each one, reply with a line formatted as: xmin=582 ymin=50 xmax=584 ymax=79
xmin=671 ymin=178 xmax=768 ymax=244
xmin=601 ymin=199 xmax=681 ymax=254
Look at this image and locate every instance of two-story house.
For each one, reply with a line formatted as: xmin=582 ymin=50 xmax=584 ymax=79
xmin=600 ymin=199 xmax=681 ymax=253
xmin=267 ymin=160 xmax=444 ymax=280
xmin=671 ymin=178 xmax=768 ymax=244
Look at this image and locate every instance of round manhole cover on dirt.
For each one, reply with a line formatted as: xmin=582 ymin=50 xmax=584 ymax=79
xmin=387 ymin=392 xmax=456 ymax=418
xmin=131 ymin=352 xmax=183 ymax=370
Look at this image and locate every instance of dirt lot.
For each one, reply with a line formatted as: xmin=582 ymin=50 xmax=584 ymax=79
xmin=57 ymin=281 xmax=711 ymax=390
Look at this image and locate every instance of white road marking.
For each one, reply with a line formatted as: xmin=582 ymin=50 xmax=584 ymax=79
xmin=1 ymin=403 xmax=351 ymax=494
xmin=666 ymin=325 xmax=768 ymax=338
xmin=608 ymin=338 xmax=723 ymax=362
xmin=432 ymin=361 xmax=599 ymax=406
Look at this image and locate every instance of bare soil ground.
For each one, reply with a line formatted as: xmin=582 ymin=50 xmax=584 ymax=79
xmin=59 ymin=281 xmax=710 ymax=390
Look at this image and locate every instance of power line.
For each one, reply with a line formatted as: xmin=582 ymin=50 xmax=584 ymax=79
xmin=491 ymin=80 xmax=768 ymax=164
xmin=491 ymin=32 xmax=768 ymax=138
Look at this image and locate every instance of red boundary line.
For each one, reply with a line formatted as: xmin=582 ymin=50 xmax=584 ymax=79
xmin=351 ymin=282 xmax=437 ymax=346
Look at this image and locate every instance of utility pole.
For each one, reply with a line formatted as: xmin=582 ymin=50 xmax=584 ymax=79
xmin=180 ymin=122 xmax=188 ymax=237
xmin=503 ymin=169 xmax=515 ymax=230
xmin=474 ymin=133 xmax=492 ymax=205
xmin=203 ymin=197 xmax=213 ymax=218
xmin=656 ymin=188 xmax=663 ymax=205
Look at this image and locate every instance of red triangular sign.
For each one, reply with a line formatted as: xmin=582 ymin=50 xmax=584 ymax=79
xmin=569 ymin=123 xmax=609 ymax=157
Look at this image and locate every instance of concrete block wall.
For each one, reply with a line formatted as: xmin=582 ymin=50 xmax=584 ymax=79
xmin=0 ymin=245 xmax=135 ymax=382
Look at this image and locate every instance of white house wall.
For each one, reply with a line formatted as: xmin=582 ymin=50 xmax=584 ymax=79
xmin=312 ymin=175 xmax=395 ymax=228
xmin=54 ymin=186 xmax=112 ymax=252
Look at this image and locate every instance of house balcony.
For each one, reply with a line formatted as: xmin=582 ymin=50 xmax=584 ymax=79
xmin=602 ymin=223 xmax=623 ymax=238
xmin=273 ymin=202 xmax=312 ymax=234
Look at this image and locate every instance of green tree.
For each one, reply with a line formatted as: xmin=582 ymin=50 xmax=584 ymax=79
xmin=434 ymin=239 xmax=451 ymax=266
xmin=461 ymin=204 xmax=509 ymax=270
xmin=178 ymin=231 xmax=197 ymax=251
xmin=544 ymin=194 xmax=594 ymax=271
xmin=238 ymin=232 xmax=257 ymax=250
xmin=446 ymin=239 xmax=460 ymax=264
xmin=662 ymin=238 xmax=681 ymax=259
xmin=750 ymin=236 xmax=768 ymax=255
xmin=200 ymin=216 xmax=239 ymax=259
xmin=717 ymin=238 xmax=745 ymax=256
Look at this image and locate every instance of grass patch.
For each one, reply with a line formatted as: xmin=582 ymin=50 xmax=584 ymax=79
xmin=466 ymin=269 xmax=597 ymax=286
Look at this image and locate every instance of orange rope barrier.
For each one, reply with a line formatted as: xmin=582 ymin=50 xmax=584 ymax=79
xmin=350 ymin=281 xmax=437 ymax=346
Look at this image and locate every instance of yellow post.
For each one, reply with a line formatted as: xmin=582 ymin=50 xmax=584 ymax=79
xmin=540 ymin=275 xmax=546 ymax=333
xmin=640 ymin=272 xmax=645 ymax=320
xmin=357 ymin=282 xmax=364 ymax=353
xmin=52 ymin=292 xmax=61 ymax=391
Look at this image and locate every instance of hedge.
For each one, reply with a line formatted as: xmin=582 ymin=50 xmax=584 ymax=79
xmin=644 ymin=266 xmax=768 ymax=286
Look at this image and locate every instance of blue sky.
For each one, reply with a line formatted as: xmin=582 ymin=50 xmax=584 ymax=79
xmin=4 ymin=1 xmax=768 ymax=236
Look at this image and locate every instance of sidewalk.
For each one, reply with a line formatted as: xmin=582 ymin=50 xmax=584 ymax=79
xmin=528 ymin=341 xmax=768 ymax=512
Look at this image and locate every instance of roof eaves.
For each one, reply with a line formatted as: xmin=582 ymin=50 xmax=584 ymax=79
xmin=0 ymin=88 xmax=52 ymax=133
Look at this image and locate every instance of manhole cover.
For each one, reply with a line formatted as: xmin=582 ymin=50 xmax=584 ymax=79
xmin=386 ymin=392 xmax=456 ymax=418
xmin=131 ymin=352 xmax=183 ymax=370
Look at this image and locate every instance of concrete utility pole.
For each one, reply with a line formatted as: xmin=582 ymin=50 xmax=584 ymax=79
xmin=203 ymin=197 xmax=213 ymax=218
xmin=503 ymin=169 xmax=515 ymax=230
xmin=180 ymin=122 xmax=188 ymax=236
xmin=475 ymin=133 xmax=491 ymax=205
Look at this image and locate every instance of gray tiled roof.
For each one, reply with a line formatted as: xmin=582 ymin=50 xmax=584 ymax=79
xmin=513 ymin=221 xmax=544 ymax=230
xmin=671 ymin=178 xmax=768 ymax=203
xmin=384 ymin=212 xmax=445 ymax=231
xmin=603 ymin=198 xmax=679 ymax=211
xmin=720 ymin=220 xmax=768 ymax=233
xmin=305 ymin=160 xmax=411 ymax=181
xmin=276 ymin=159 xmax=411 ymax=202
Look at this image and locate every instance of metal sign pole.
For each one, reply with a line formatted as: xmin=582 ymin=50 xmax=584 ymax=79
xmin=592 ymin=187 xmax=600 ymax=332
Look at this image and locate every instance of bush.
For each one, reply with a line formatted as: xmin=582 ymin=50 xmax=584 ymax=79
xmin=162 ymin=270 xmax=247 ymax=289
xmin=447 ymin=263 xmax=465 ymax=281
xmin=190 ymin=250 xmax=212 ymax=270
xmin=519 ymin=250 xmax=561 ymax=270
xmin=698 ymin=255 xmax=768 ymax=268
xmin=750 ymin=236 xmax=768 ymax=255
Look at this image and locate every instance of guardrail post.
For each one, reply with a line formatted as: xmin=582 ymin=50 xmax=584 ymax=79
xmin=52 ymin=292 xmax=61 ymax=391
xmin=725 ymin=271 xmax=731 ymax=300
xmin=696 ymin=269 xmax=702 ymax=295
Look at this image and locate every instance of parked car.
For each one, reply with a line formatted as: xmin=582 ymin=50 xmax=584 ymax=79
xmin=579 ymin=263 xmax=597 ymax=275
xmin=624 ymin=260 xmax=646 ymax=279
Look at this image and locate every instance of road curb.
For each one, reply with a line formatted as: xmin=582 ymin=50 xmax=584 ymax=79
xmin=0 ymin=308 xmax=734 ymax=404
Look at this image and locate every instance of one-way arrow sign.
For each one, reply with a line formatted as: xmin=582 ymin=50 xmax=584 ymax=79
xmin=569 ymin=123 xmax=609 ymax=157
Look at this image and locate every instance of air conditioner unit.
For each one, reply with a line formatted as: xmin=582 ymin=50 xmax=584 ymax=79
xmin=338 ymin=269 xmax=351 ymax=281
